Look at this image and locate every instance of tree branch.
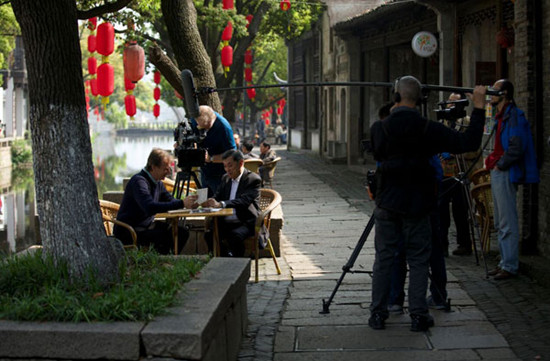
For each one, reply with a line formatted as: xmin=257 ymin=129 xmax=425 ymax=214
xmin=148 ymin=43 xmax=185 ymax=97
xmin=77 ymin=0 xmax=134 ymax=20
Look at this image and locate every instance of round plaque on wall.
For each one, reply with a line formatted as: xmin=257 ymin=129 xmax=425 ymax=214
xmin=411 ymin=31 xmax=438 ymax=57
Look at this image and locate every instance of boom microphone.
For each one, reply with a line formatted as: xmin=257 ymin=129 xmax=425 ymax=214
xmin=181 ymin=69 xmax=200 ymax=118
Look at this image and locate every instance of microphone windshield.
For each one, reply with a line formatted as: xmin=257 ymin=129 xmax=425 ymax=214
xmin=181 ymin=69 xmax=200 ymax=118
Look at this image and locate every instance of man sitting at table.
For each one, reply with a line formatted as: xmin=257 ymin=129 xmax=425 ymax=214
xmin=201 ymin=149 xmax=261 ymax=257
xmin=114 ymin=148 xmax=198 ymax=254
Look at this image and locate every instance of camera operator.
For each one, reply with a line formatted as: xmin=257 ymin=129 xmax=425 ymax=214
xmin=368 ymin=76 xmax=487 ymax=332
xmin=193 ymin=105 xmax=236 ymax=196
xmin=438 ymin=93 xmax=481 ymax=256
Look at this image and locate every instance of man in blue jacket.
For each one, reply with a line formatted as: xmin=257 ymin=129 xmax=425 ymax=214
xmin=484 ymin=79 xmax=539 ymax=280
xmin=193 ymin=105 xmax=236 ymax=196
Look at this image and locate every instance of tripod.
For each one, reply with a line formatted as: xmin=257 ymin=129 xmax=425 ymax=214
xmin=173 ymin=167 xmax=201 ymax=199
xmin=320 ymin=213 xmax=452 ymax=314
xmin=320 ymin=215 xmax=374 ymax=314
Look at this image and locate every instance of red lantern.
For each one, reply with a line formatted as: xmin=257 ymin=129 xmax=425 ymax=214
xmin=277 ymin=107 xmax=283 ymax=115
xmin=96 ymin=22 xmax=115 ymax=56
xmin=280 ymin=0 xmax=291 ymax=11
xmin=245 ymin=68 xmax=253 ymax=82
xmin=246 ymin=15 xmax=253 ymax=28
xmin=244 ymin=49 xmax=253 ymax=64
xmin=221 ymin=22 xmax=233 ymax=42
xmin=124 ymin=77 xmax=136 ymax=92
xmin=153 ymin=103 xmax=160 ymax=118
xmin=97 ymin=63 xmax=114 ymax=97
xmin=90 ymin=78 xmax=98 ymax=96
xmin=222 ymin=0 xmax=234 ymax=10
xmin=87 ymin=57 xmax=97 ymax=75
xmin=123 ymin=42 xmax=145 ymax=83
xmin=221 ymin=45 xmax=233 ymax=69
xmin=154 ymin=71 xmax=161 ymax=84
xmin=87 ymin=17 xmax=97 ymax=31
xmin=87 ymin=35 xmax=96 ymax=53
xmin=125 ymin=94 xmax=137 ymax=117
xmin=247 ymin=88 xmax=256 ymax=101
xmin=153 ymin=87 xmax=161 ymax=101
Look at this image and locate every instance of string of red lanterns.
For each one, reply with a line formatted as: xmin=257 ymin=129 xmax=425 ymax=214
xmin=153 ymin=70 xmax=161 ymax=119
xmin=244 ymin=48 xmax=256 ymax=101
xmin=96 ymin=21 xmax=115 ymax=106
xmin=220 ymin=0 xmax=234 ymax=76
xmin=123 ymin=40 xmax=145 ymax=121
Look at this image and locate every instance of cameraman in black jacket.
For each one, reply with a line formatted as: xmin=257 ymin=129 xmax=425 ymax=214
xmin=368 ymin=76 xmax=487 ymax=332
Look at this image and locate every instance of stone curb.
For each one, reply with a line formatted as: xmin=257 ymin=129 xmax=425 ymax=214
xmin=0 ymin=257 xmax=250 ymax=361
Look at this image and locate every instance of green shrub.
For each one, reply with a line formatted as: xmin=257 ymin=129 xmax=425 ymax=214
xmin=11 ymin=139 xmax=32 ymax=166
xmin=0 ymin=249 xmax=207 ymax=322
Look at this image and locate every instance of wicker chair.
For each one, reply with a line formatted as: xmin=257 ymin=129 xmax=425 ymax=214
xmin=99 ymin=199 xmax=137 ymax=249
xmin=470 ymin=182 xmax=494 ymax=253
xmin=470 ymin=168 xmax=491 ymax=185
xmin=260 ymin=157 xmax=281 ymax=189
xmin=244 ymin=158 xmax=263 ymax=173
xmin=244 ymin=188 xmax=282 ymax=283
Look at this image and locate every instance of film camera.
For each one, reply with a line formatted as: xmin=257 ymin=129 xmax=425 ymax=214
xmin=434 ymin=98 xmax=468 ymax=124
xmin=173 ymin=119 xmax=207 ymax=170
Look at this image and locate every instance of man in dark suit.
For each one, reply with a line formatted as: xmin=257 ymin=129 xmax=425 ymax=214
xmin=201 ymin=149 xmax=261 ymax=256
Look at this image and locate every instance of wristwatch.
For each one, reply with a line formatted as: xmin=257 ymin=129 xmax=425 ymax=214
xmin=220 ymin=201 xmax=226 ymax=208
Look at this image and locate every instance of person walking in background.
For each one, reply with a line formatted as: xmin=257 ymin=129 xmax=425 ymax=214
xmin=484 ymin=79 xmax=540 ymax=280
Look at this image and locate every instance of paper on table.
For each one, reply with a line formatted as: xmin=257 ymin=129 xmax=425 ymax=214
xmin=196 ymin=188 xmax=208 ymax=205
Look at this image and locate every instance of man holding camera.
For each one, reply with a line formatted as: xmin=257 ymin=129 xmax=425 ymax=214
xmin=368 ymin=76 xmax=487 ymax=332
xmin=194 ymin=105 xmax=236 ymax=196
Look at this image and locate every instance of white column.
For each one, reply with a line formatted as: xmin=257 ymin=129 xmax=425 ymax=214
xmin=5 ymin=194 xmax=15 ymax=253
xmin=15 ymin=86 xmax=25 ymax=137
xmin=4 ymin=76 xmax=14 ymax=138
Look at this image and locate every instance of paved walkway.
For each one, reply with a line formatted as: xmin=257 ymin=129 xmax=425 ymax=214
xmin=239 ymin=146 xmax=550 ymax=361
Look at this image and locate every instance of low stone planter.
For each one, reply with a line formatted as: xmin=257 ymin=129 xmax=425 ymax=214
xmin=0 ymin=257 xmax=250 ymax=361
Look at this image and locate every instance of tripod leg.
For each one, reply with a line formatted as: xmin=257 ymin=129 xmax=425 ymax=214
xmin=320 ymin=215 xmax=375 ymax=314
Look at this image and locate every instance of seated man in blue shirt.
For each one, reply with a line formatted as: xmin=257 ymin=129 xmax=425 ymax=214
xmin=114 ymin=148 xmax=198 ymax=254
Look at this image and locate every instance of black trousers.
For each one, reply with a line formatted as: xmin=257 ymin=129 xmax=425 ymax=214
xmin=439 ymin=177 xmax=471 ymax=249
xmin=114 ymin=221 xmax=188 ymax=255
xmin=206 ymin=219 xmax=254 ymax=257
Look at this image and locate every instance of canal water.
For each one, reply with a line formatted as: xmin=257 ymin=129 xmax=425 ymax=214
xmin=0 ymin=133 xmax=174 ymax=255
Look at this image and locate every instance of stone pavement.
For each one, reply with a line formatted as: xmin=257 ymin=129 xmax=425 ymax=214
xmin=239 ymin=146 xmax=550 ymax=361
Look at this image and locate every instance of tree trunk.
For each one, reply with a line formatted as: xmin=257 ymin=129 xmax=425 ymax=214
xmin=161 ymin=0 xmax=221 ymax=112
xmin=12 ymin=0 xmax=120 ymax=284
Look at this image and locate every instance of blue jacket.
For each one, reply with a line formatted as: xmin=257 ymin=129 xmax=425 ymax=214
xmin=496 ymin=104 xmax=539 ymax=184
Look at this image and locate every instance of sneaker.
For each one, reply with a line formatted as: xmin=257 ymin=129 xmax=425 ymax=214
xmin=387 ymin=304 xmax=404 ymax=314
xmin=452 ymin=247 xmax=472 ymax=256
xmin=368 ymin=312 xmax=386 ymax=330
xmin=410 ymin=314 xmax=434 ymax=332
xmin=427 ymin=296 xmax=446 ymax=310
